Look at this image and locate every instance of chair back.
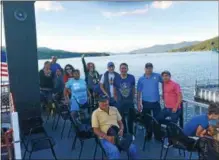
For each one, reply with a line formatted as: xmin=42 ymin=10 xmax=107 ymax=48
xmin=167 ymin=122 xmax=197 ymax=150
xmin=58 ymin=104 xmax=71 ymax=120
xmin=167 ymin=122 xmax=186 ymax=140
xmin=31 ymin=137 xmax=56 ymax=152
xmin=21 ymin=116 xmax=44 ymax=135
xmin=198 ymin=137 xmax=219 ymax=160
xmin=150 ymin=115 xmax=167 ymax=142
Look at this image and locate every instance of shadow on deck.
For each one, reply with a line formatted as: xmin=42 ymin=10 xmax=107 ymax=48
xmin=21 ymin=116 xmax=199 ymax=160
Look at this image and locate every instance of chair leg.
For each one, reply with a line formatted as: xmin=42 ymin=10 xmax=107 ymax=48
xmin=29 ymin=151 xmax=32 ymax=160
xmin=50 ymin=146 xmax=58 ymax=160
xmin=54 ymin=115 xmax=60 ymax=130
xmin=178 ymin=149 xmax=181 ymax=155
xmin=163 ymin=146 xmax=169 ymax=160
xmin=189 ymin=152 xmax=192 ymax=160
xmin=68 ymin=123 xmax=72 ymax=138
xmin=23 ymin=150 xmax=27 ymax=159
xmin=142 ymin=135 xmax=147 ymax=151
xmin=93 ymin=141 xmax=98 ymax=160
xmin=127 ymin=151 xmax=130 ymax=160
xmin=160 ymin=142 xmax=164 ymax=160
xmin=134 ymin=123 xmax=137 ymax=136
xmin=78 ymin=141 xmax=84 ymax=159
xmin=52 ymin=115 xmax=57 ymax=130
xmin=61 ymin=120 xmax=66 ymax=139
xmin=71 ymin=135 xmax=77 ymax=150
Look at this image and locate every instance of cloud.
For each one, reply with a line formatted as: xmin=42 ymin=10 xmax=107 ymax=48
xmin=35 ymin=1 xmax=64 ymax=12
xmin=151 ymin=1 xmax=173 ymax=9
xmin=102 ymin=1 xmax=173 ymax=18
xmin=102 ymin=4 xmax=149 ymax=18
xmin=95 ymin=26 xmax=101 ymax=31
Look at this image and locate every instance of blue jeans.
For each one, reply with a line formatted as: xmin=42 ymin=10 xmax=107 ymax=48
xmin=100 ymin=139 xmax=138 ymax=159
xmin=40 ymin=90 xmax=53 ymax=103
xmin=156 ymin=108 xmax=182 ymax=124
xmin=142 ymin=101 xmax=161 ymax=138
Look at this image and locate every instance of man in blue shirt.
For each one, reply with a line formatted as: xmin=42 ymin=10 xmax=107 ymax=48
xmin=137 ymin=63 xmax=162 ymax=139
xmin=50 ymin=56 xmax=62 ymax=75
xmin=114 ymin=63 xmax=136 ymax=135
xmin=183 ymin=103 xmax=219 ymax=137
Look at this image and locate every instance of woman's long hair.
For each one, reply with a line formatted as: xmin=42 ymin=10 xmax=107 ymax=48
xmin=64 ymin=64 xmax=74 ymax=76
xmin=87 ymin=62 xmax=96 ymax=72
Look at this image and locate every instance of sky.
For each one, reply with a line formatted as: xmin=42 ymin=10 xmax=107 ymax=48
xmin=1 ymin=1 xmax=218 ymax=53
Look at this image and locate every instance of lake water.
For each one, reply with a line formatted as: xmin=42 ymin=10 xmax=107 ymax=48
xmin=1 ymin=51 xmax=218 ymax=120
xmin=38 ymin=51 xmax=218 ymax=100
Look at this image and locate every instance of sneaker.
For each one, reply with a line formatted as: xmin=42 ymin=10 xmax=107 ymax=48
xmin=132 ymin=135 xmax=135 ymax=141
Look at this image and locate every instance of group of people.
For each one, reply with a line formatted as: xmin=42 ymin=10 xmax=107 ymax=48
xmin=39 ymin=55 xmax=219 ymax=159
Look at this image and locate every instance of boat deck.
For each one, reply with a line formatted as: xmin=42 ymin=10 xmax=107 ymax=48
xmin=20 ymin=116 xmax=199 ymax=160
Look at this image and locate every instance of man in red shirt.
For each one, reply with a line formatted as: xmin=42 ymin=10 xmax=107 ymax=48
xmin=156 ymin=70 xmax=182 ymax=124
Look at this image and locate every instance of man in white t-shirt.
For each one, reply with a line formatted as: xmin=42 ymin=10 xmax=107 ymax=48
xmin=100 ymin=62 xmax=119 ymax=106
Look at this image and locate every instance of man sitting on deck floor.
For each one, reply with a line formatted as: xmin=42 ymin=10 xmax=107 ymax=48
xmin=183 ymin=103 xmax=219 ymax=137
xmin=92 ymin=95 xmax=138 ymax=159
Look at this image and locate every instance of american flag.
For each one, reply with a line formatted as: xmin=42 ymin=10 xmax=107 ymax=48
xmin=1 ymin=51 xmax=8 ymax=77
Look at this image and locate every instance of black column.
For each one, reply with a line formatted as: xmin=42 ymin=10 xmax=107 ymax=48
xmin=3 ymin=1 xmax=41 ymax=121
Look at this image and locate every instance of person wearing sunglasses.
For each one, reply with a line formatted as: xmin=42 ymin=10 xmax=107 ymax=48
xmin=63 ymin=64 xmax=75 ymax=83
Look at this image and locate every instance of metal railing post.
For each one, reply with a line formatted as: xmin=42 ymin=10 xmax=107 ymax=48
xmin=179 ymin=102 xmax=184 ymax=128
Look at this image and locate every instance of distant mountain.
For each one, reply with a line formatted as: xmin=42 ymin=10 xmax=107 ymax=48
xmin=169 ymin=36 xmax=219 ymax=52
xmin=1 ymin=47 xmax=110 ymax=59
xmin=130 ymin=41 xmax=200 ymax=54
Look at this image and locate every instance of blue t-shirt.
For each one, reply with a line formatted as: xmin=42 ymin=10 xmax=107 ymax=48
xmin=137 ymin=73 xmax=162 ymax=102
xmin=183 ymin=114 xmax=209 ymax=136
xmin=65 ymin=78 xmax=88 ymax=105
xmin=114 ymin=74 xmax=135 ymax=104
xmin=50 ymin=63 xmax=62 ymax=74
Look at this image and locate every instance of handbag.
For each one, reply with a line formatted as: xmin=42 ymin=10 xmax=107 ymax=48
xmin=107 ymin=125 xmax=133 ymax=151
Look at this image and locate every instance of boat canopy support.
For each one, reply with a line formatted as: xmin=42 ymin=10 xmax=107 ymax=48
xmin=3 ymin=1 xmax=41 ymax=123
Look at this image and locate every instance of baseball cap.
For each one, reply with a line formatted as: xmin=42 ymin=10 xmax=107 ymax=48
xmin=98 ymin=95 xmax=109 ymax=102
xmin=145 ymin=63 xmax=153 ymax=68
xmin=107 ymin=62 xmax=115 ymax=67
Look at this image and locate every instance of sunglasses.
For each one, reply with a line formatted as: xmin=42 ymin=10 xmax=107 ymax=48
xmin=66 ymin=68 xmax=72 ymax=70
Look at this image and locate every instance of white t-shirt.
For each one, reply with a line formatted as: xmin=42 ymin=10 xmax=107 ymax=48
xmin=100 ymin=72 xmax=115 ymax=97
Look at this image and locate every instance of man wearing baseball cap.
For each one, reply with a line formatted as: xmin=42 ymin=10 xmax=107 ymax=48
xmin=92 ymin=95 xmax=138 ymax=159
xmin=100 ymin=62 xmax=119 ymax=106
xmin=137 ymin=62 xmax=163 ymax=140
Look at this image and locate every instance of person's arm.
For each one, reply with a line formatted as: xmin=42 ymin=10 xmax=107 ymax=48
xmin=64 ymin=81 xmax=72 ymax=103
xmin=113 ymin=78 xmax=118 ymax=101
xmin=132 ymin=76 xmax=136 ymax=99
xmin=137 ymin=78 xmax=143 ymax=112
xmin=87 ymin=89 xmax=91 ymax=98
xmin=100 ymin=74 xmax=109 ymax=97
xmin=196 ymin=125 xmax=207 ymax=137
xmin=116 ymin=108 xmax=124 ymax=136
xmin=113 ymin=87 xmax=118 ymax=102
xmin=81 ymin=55 xmax=88 ymax=81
